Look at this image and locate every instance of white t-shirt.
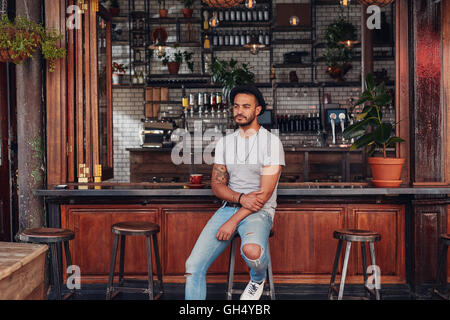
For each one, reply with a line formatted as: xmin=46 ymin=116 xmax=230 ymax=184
xmin=214 ymin=126 xmax=285 ymax=219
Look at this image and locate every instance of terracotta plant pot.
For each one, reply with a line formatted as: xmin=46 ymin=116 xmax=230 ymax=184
xmin=182 ymin=8 xmax=193 ymax=18
xmin=159 ymin=9 xmax=168 ymax=18
xmin=167 ymin=62 xmax=180 ymax=74
xmin=368 ymin=157 xmax=405 ymax=188
xmin=109 ymin=7 xmax=120 ymax=17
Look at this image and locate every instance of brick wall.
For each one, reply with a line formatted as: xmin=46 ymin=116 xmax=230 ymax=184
xmin=110 ymin=0 xmax=396 ymax=182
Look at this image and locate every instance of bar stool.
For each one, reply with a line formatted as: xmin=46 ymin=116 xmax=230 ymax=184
xmin=328 ymin=229 xmax=381 ymax=300
xmin=17 ymin=227 xmax=75 ymax=300
xmin=106 ymin=221 xmax=163 ymax=300
xmin=432 ymin=234 xmax=450 ymax=300
xmin=226 ymin=230 xmax=275 ymax=300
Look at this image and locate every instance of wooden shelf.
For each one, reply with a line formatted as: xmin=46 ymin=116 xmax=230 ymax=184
xmin=148 ymin=17 xmax=202 ymax=24
xmin=273 ymin=63 xmax=313 ymax=68
xmin=272 ymin=39 xmax=312 ymax=45
xmin=272 ymin=26 xmax=312 ymax=32
xmin=315 ymin=42 xmax=395 ymax=48
xmin=206 ymin=21 xmax=272 ymax=28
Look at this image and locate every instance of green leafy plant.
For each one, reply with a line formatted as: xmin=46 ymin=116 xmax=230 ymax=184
xmin=343 ymin=73 xmax=404 ymax=158
xmin=158 ymin=45 xmax=194 ymax=72
xmin=181 ymin=0 xmax=195 ymax=9
xmin=157 ymin=0 xmax=166 ymax=9
xmin=210 ymin=58 xmax=255 ymax=101
xmin=0 ymin=14 xmax=66 ymax=72
xmin=324 ymin=18 xmax=356 ymax=70
xmin=112 ymin=62 xmax=127 ymax=73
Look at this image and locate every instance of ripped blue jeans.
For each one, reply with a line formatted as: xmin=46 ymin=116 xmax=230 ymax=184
xmin=185 ymin=205 xmax=273 ymax=300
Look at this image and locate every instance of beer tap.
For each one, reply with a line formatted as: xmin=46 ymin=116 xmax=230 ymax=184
xmin=339 ymin=112 xmax=346 ymax=144
xmin=330 ymin=113 xmax=336 ymax=145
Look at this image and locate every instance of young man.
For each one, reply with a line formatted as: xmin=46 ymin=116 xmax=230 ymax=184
xmin=185 ymin=84 xmax=285 ymax=300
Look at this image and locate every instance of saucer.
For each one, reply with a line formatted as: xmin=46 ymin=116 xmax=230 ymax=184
xmin=371 ymin=179 xmax=402 ymax=188
xmin=185 ymin=183 xmax=205 ymax=189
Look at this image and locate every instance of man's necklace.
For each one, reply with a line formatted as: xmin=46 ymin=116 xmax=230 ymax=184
xmin=235 ymin=130 xmax=259 ymax=163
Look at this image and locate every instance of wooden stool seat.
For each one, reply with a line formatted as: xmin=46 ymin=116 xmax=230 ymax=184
xmin=107 ymin=221 xmax=163 ymax=300
xmin=333 ymin=229 xmax=381 ymax=242
xmin=226 ymin=230 xmax=275 ymax=300
xmin=17 ymin=227 xmax=75 ymax=300
xmin=111 ymin=221 xmax=160 ymax=235
xmin=18 ymin=228 xmax=74 ymax=243
xmin=329 ymin=229 xmax=381 ymax=300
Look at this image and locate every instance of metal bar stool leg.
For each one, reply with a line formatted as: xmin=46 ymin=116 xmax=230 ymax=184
xmin=266 ymin=243 xmax=275 ymax=300
xmin=328 ymin=239 xmax=343 ymax=300
xmin=118 ymin=235 xmax=126 ymax=286
xmin=106 ymin=234 xmax=119 ymax=300
xmin=368 ymin=242 xmax=381 ymax=300
xmin=338 ymin=241 xmax=352 ymax=300
xmin=361 ymin=242 xmax=369 ymax=299
xmin=63 ymin=240 xmax=75 ymax=299
xmin=152 ymin=233 xmax=164 ymax=295
xmin=226 ymin=236 xmax=237 ymax=300
xmin=145 ymin=235 xmax=154 ymax=300
xmin=50 ymin=243 xmax=62 ymax=300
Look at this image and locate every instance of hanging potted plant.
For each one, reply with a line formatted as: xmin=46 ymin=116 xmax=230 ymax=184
xmin=181 ymin=0 xmax=195 ymax=18
xmin=158 ymin=0 xmax=168 ymax=18
xmin=343 ymin=73 xmax=405 ymax=188
xmin=210 ymin=57 xmax=255 ymax=102
xmin=159 ymin=45 xmax=194 ymax=74
xmin=0 ymin=14 xmax=66 ymax=72
xmin=109 ymin=0 xmax=120 ymax=17
xmin=112 ymin=62 xmax=127 ymax=85
xmin=324 ymin=18 xmax=356 ymax=82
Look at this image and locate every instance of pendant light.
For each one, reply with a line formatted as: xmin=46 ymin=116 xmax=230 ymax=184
xmin=209 ymin=11 xmax=219 ymax=27
xmin=243 ymin=33 xmax=265 ymax=55
xmin=337 ymin=3 xmax=359 ymax=50
xmin=245 ymin=0 xmax=256 ymax=9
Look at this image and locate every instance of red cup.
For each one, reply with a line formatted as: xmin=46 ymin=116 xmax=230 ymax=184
xmin=190 ymin=174 xmax=203 ymax=185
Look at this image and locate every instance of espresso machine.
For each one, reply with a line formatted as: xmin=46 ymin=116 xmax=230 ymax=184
xmin=139 ymin=118 xmax=174 ymax=148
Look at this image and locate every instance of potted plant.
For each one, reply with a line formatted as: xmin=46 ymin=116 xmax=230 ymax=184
xmin=158 ymin=0 xmax=168 ymax=18
xmin=0 ymin=14 xmax=66 ymax=72
xmin=158 ymin=46 xmax=194 ymax=74
xmin=112 ymin=62 xmax=127 ymax=85
xmin=324 ymin=18 xmax=356 ymax=82
xmin=181 ymin=0 xmax=195 ymax=18
xmin=109 ymin=0 xmax=120 ymax=17
xmin=210 ymin=57 xmax=255 ymax=101
xmin=343 ymin=73 xmax=405 ymax=188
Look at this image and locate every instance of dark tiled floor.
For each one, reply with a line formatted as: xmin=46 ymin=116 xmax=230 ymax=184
xmin=52 ymin=282 xmax=419 ymax=300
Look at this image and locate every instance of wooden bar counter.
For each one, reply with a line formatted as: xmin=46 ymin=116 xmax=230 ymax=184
xmin=36 ymin=184 xmax=450 ymax=296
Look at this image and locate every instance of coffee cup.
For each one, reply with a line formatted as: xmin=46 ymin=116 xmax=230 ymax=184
xmin=190 ymin=174 xmax=203 ymax=185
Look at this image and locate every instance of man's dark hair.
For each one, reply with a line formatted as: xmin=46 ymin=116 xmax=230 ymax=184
xmin=230 ymin=84 xmax=266 ymax=116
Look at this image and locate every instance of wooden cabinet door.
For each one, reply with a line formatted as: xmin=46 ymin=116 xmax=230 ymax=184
xmin=62 ymin=205 xmax=159 ymax=281
xmin=271 ymin=205 xmax=345 ymax=275
xmin=347 ymin=204 xmax=405 ymax=282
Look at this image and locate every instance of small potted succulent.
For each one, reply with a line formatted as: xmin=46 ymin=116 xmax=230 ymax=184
xmin=112 ymin=62 xmax=127 ymax=85
xmin=158 ymin=0 xmax=168 ymax=18
xmin=159 ymin=45 xmax=194 ymax=74
xmin=0 ymin=14 xmax=66 ymax=72
xmin=109 ymin=0 xmax=120 ymax=17
xmin=343 ymin=73 xmax=405 ymax=187
xmin=181 ymin=0 xmax=195 ymax=18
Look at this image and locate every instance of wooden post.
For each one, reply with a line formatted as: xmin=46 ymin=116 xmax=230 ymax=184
xmin=15 ymin=0 xmax=45 ymax=229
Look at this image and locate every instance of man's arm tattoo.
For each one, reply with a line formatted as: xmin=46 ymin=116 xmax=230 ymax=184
xmin=213 ymin=164 xmax=229 ymax=184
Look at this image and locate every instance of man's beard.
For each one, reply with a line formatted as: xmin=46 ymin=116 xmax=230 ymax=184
xmin=235 ymin=113 xmax=256 ymax=127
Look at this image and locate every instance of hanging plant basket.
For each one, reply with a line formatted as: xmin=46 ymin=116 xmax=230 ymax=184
xmin=0 ymin=27 xmax=41 ymax=64
xmin=326 ymin=63 xmax=352 ymax=82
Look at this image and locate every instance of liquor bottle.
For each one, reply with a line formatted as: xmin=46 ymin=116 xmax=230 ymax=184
xmin=311 ymin=113 xmax=316 ymax=131
xmin=230 ymin=8 xmax=235 ymax=21
xmin=213 ymin=33 xmax=218 ymax=46
xmin=301 ymin=114 xmax=306 ymax=132
xmin=218 ymin=10 xmax=224 ymax=22
xmin=258 ymin=8 xmax=264 ymax=21
xmin=240 ymin=32 xmax=246 ymax=46
xmin=236 ymin=8 xmax=241 ymax=21
xmin=307 ymin=113 xmax=312 ymax=132
xmin=224 ymin=32 xmax=230 ymax=46
xmin=247 ymin=9 xmax=252 ymax=21
xmin=198 ymin=92 xmax=204 ymax=116
xmin=203 ymin=35 xmax=210 ymax=49
xmin=316 ymin=112 xmax=321 ymax=131
xmin=264 ymin=31 xmax=270 ymax=46
xmin=252 ymin=9 xmax=258 ymax=21
xmin=203 ymin=10 xmax=209 ymax=30
xmin=210 ymin=92 xmax=216 ymax=117
xmin=216 ymin=92 xmax=222 ymax=112
xmin=241 ymin=8 xmax=246 ymax=22
xmin=189 ymin=93 xmax=195 ymax=116
xmin=295 ymin=115 xmax=301 ymax=132
xmin=224 ymin=9 xmax=230 ymax=21
xmin=203 ymin=92 xmax=210 ymax=116
xmin=229 ymin=31 xmax=235 ymax=46
xmin=246 ymin=31 xmax=251 ymax=44
xmin=181 ymin=86 xmax=189 ymax=112
xmin=218 ymin=31 xmax=224 ymax=46
xmin=258 ymin=30 xmax=264 ymax=45
xmin=264 ymin=6 xmax=269 ymax=21
xmin=235 ymin=31 xmax=240 ymax=46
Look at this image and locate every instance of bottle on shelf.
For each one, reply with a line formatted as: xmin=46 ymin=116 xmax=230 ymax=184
xmin=229 ymin=31 xmax=235 ymax=46
xmin=203 ymin=35 xmax=210 ymax=49
xmin=224 ymin=9 xmax=230 ymax=21
xmin=203 ymin=10 xmax=209 ymax=30
xmin=258 ymin=30 xmax=264 ymax=45
xmin=189 ymin=93 xmax=195 ymax=116
xmin=132 ymin=69 xmax=138 ymax=85
xmin=264 ymin=6 xmax=270 ymax=21
xmin=301 ymin=114 xmax=306 ymax=132
xmin=224 ymin=31 xmax=230 ymax=46
xmin=182 ymin=85 xmax=189 ymax=113
xmin=210 ymin=92 xmax=216 ymax=117
xmin=235 ymin=31 xmax=240 ymax=46
xmin=258 ymin=7 xmax=264 ymax=21
xmin=246 ymin=9 xmax=252 ymax=21
xmin=264 ymin=31 xmax=270 ymax=46
xmin=316 ymin=112 xmax=321 ymax=132
xmin=203 ymin=92 xmax=210 ymax=117
xmin=218 ymin=31 xmax=224 ymax=46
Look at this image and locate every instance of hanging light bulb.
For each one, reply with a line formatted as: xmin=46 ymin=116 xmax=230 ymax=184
xmin=340 ymin=0 xmax=351 ymax=6
xmin=149 ymin=39 xmax=168 ymax=57
xmin=209 ymin=11 xmax=219 ymax=28
xmin=289 ymin=16 xmax=299 ymax=26
xmin=245 ymin=0 xmax=256 ymax=9
xmin=338 ymin=39 xmax=359 ymax=50
xmin=243 ymin=33 xmax=265 ymax=55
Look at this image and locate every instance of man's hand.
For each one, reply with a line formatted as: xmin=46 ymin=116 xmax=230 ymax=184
xmin=216 ymin=219 xmax=238 ymax=241
xmin=240 ymin=190 xmax=265 ymax=212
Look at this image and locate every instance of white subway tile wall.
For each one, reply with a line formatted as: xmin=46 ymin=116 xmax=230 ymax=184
xmin=111 ymin=0 xmax=396 ymax=182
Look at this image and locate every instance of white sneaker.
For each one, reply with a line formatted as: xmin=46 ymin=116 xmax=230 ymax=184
xmin=240 ymin=280 xmax=265 ymax=300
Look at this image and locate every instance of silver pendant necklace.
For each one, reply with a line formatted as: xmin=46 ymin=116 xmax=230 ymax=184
xmin=235 ymin=130 xmax=259 ymax=163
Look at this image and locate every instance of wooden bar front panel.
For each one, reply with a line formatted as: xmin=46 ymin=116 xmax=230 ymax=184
xmin=61 ymin=202 xmax=406 ymax=284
